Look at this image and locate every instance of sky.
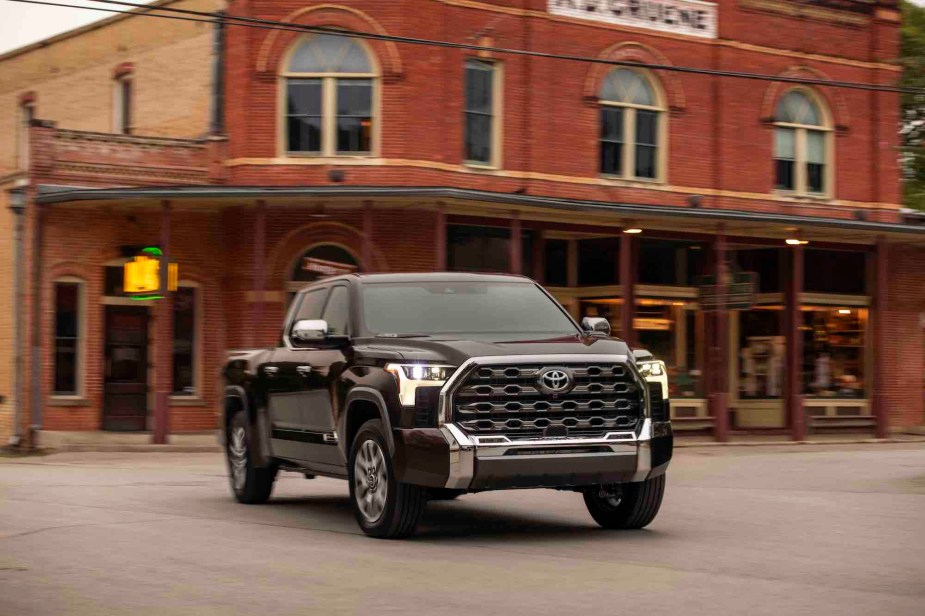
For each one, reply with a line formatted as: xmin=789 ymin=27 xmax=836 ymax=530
xmin=2 ymin=0 xmax=925 ymax=56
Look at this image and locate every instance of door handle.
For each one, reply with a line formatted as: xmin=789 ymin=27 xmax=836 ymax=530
xmin=296 ymin=365 xmax=313 ymax=377
xmin=263 ymin=366 xmax=279 ymax=377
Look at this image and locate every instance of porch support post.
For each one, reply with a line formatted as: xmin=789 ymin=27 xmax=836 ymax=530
xmin=711 ymin=226 xmax=729 ymax=442
xmin=786 ymin=242 xmax=805 ymax=441
xmin=435 ymin=206 xmax=447 ymax=271
xmin=28 ymin=195 xmax=44 ymax=446
xmin=153 ymin=200 xmax=172 ymax=445
xmin=510 ymin=212 xmax=522 ymax=275
xmin=533 ymin=230 xmax=545 ymax=283
xmin=620 ymin=233 xmax=636 ymax=348
xmin=873 ymin=237 xmax=889 ymax=438
xmin=251 ymin=200 xmax=266 ymax=347
xmin=362 ymin=201 xmax=374 ymax=272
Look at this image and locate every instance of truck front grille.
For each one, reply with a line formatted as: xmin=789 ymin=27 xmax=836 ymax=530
xmin=451 ymin=362 xmax=642 ymax=438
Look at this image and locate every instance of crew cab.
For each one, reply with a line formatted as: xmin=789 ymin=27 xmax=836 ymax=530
xmin=222 ymin=273 xmax=672 ymax=538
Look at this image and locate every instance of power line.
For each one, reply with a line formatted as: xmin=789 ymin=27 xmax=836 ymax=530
xmin=3 ymin=0 xmax=917 ymax=95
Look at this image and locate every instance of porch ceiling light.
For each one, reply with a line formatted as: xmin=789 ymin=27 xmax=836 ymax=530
xmin=785 ymin=238 xmax=809 ymax=245
xmin=838 ymin=309 xmax=851 ymax=315
xmin=623 ymin=227 xmax=643 ymax=234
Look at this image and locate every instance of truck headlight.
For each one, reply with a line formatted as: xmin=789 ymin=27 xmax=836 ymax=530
xmin=386 ymin=363 xmax=455 ymax=406
xmin=638 ymin=360 xmax=669 ymax=401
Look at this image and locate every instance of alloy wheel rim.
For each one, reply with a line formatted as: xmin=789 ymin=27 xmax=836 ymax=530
xmin=229 ymin=426 xmax=247 ymax=492
xmin=354 ymin=439 xmax=388 ymax=523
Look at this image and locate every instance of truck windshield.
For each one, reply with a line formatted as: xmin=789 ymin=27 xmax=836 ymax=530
xmin=361 ymin=281 xmax=580 ymax=337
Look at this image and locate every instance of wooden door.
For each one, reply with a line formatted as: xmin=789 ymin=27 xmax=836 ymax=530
xmin=103 ymin=306 xmax=149 ymax=431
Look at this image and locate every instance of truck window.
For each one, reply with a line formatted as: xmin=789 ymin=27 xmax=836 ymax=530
xmin=322 ymin=286 xmax=349 ymax=336
xmin=293 ymin=288 xmax=328 ymax=324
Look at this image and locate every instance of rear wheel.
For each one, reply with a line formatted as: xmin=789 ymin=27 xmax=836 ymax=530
xmin=583 ymin=475 xmax=665 ymax=530
xmin=349 ymin=419 xmax=426 ymax=538
xmin=226 ymin=411 xmax=277 ymax=504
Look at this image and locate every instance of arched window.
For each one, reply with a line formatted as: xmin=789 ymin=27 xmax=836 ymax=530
xmin=282 ymin=33 xmax=377 ymax=155
xmin=773 ymin=90 xmax=832 ymax=195
xmin=599 ymin=69 xmax=664 ymax=180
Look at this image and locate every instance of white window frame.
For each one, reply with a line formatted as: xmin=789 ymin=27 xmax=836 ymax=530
xmin=463 ymin=58 xmax=503 ymax=169
xmin=773 ymin=88 xmax=834 ymax=198
xmin=278 ymin=35 xmax=380 ymax=158
xmin=51 ymin=276 xmax=86 ymax=399
xmin=599 ymin=68 xmax=667 ymax=183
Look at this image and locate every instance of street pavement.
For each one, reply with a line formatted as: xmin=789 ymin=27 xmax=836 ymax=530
xmin=0 ymin=443 xmax=923 ymax=615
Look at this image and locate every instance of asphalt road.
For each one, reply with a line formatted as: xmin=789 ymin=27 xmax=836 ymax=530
xmin=1 ymin=443 xmax=923 ymax=616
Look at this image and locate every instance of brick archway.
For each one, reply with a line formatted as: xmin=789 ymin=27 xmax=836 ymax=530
xmin=760 ymin=66 xmax=851 ymax=130
xmin=583 ymin=42 xmax=686 ymax=111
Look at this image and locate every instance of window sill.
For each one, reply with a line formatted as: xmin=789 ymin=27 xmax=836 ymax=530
xmin=462 ymin=161 xmax=500 ymax=173
xmin=169 ymin=396 xmax=205 ymax=407
xmin=47 ymin=396 xmax=90 ymax=407
xmin=772 ymin=190 xmax=833 ymax=202
xmin=599 ymin=174 xmax=665 ymax=187
xmin=282 ymin=153 xmax=377 ymax=160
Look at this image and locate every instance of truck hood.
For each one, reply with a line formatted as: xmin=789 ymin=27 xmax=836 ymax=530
xmin=355 ymin=334 xmax=634 ymax=366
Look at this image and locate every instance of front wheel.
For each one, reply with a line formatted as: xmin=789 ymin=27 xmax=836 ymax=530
xmin=349 ymin=419 xmax=426 ymax=538
xmin=583 ymin=475 xmax=665 ymax=530
xmin=226 ymin=411 xmax=277 ymax=504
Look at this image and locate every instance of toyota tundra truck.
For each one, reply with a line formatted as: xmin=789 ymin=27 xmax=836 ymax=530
xmin=222 ymin=273 xmax=672 ymax=538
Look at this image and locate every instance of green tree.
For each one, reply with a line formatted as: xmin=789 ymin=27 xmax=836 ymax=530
xmin=901 ymin=1 xmax=925 ymax=210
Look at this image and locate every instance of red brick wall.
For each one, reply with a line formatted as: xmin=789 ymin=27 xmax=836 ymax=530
xmin=883 ymin=245 xmax=925 ymax=428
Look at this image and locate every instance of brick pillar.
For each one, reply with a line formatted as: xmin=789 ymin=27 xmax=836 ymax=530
xmin=153 ymin=201 xmax=173 ymax=444
xmin=711 ymin=227 xmax=729 ymax=442
xmin=620 ymin=233 xmax=636 ymax=348
xmin=363 ymin=202 xmax=374 ymax=273
xmin=873 ymin=237 xmax=889 ymax=438
xmin=510 ymin=212 xmax=522 ymax=275
xmin=435 ymin=207 xmax=447 ymax=271
xmin=786 ymin=243 xmax=805 ymax=441
xmin=251 ymin=200 xmax=266 ymax=348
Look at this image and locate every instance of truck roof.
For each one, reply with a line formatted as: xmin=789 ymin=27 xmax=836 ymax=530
xmin=307 ymin=272 xmax=535 ymax=286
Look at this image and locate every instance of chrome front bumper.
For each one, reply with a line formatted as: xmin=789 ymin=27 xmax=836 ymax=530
xmin=438 ymin=419 xmax=672 ymax=490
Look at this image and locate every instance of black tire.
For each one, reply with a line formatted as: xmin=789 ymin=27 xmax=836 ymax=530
xmin=226 ymin=411 xmax=277 ymax=504
xmin=583 ymin=475 xmax=665 ymax=530
xmin=349 ymin=419 xmax=426 ymax=539
xmin=427 ymin=488 xmax=464 ymax=501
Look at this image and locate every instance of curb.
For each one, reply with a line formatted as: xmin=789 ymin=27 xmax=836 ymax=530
xmin=674 ymin=437 xmax=925 ymax=448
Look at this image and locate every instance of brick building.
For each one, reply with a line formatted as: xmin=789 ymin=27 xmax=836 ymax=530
xmin=2 ymin=0 xmax=924 ymax=446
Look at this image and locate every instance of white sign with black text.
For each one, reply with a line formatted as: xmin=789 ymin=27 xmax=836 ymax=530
xmin=549 ymin=0 xmax=718 ymax=40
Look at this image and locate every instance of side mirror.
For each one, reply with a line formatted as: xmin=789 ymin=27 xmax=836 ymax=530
xmin=291 ymin=319 xmax=328 ymax=342
xmin=581 ymin=316 xmax=611 ymax=336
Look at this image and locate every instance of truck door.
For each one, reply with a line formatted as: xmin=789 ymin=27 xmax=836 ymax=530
xmin=266 ymin=286 xmax=328 ymax=462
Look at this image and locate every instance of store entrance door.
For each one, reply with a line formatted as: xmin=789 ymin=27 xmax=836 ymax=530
xmin=103 ymin=306 xmax=149 ymax=431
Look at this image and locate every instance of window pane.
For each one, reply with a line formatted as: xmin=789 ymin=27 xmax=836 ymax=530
xmin=806 ymin=130 xmax=825 ymax=163
xmin=776 ymin=160 xmax=795 ymax=190
xmin=775 ymin=90 xmax=821 ymax=126
xmin=774 ymin=127 xmax=795 ymax=159
xmin=802 ymin=308 xmax=866 ymax=399
xmin=288 ymin=34 xmax=372 ymax=74
xmin=322 ymin=286 xmax=349 ymax=336
xmin=54 ymin=282 xmax=80 ymax=394
xmin=634 ymin=110 xmax=658 ymax=178
xmin=601 ymin=69 xmax=655 ymax=106
xmin=172 ymin=287 xmax=195 ymax=395
xmin=465 ymin=60 xmax=494 ymax=114
xmin=295 ymin=288 xmax=329 ymax=321
xmin=288 ymin=117 xmax=322 ymax=153
xmin=120 ymin=80 xmax=132 ymax=135
xmin=465 ymin=113 xmax=492 ymax=163
xmin=807 ymin=163 xmax=824 ymax=193
xmin=600 ymin=108 xmax=623 ymax=175
xmin=336 ymin=79 xmax=372 ymax=153
xmin=287 ymin=80 xmax=321 ymax=114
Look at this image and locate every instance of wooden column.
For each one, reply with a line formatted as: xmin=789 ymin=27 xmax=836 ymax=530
xmin=362 ymin=202 xmax=374 ymax=273
xmin=434 ymin=207 xmax=447 ymax=271
xmin=873 ymin=237 xmax=889 ymax=438
xmin=786 ymin=243 xmax=805 ymax=441
xmin=532 ymin=230 xmax=545 ymax=283
xmin=509 ymin=212 xmax=522 ymax=275
xmin=620 ymin=233 xmax=636 ymax=348
xmin=251 ymin=200 xmax=266 ymax=348
xmin=153 ymin=200 xmax=173 ymax=445
xmin=711 ymin=227 xmax=729 ymax=442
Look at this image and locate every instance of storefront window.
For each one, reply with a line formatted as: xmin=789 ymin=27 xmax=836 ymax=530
xmin=54 ymin=281 xmax=82 ymax=395
xmin=447 ymin=224 xmax=535 ymax=274
xmin=578 ymin=297 xmax=704 ymax=398
xmin=638 ymin=239 xmax=707 ymax=286
xmin=172 ymin=286 xmax=197 ymax=396
xmin=578 ymin=239 xmax=617 ymax=286
xmin=544 ymin=239 xmax=568 ymax=286
xmin=804 ymin=249 xmax=867 ymax=295
xmin=738 ymin=306 xmax=785 ymax=399
xmin=802 ymin=307 xmax=867 ymax=399
xmin=734 ymin=248 xmax=782 ymax=293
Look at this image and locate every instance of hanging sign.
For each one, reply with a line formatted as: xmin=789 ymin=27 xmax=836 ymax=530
xmin=548 ymin=0 xmax=718 ymax=39
xmin=124 ymin=246 xmax=178 ymax=300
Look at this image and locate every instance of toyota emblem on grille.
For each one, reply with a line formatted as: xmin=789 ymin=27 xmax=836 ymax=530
xmin=536 ymin=367 xmax=574 ymax=395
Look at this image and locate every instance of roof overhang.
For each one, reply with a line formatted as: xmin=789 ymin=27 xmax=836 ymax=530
xmin=33 ymin=184 xmax=925 ymax=242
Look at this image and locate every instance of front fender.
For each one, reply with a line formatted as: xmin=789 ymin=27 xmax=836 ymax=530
xmin=339 ymin=387 xmax=395 ymax=458
xmin=223 ymin=384 xmax=272 ymax=467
